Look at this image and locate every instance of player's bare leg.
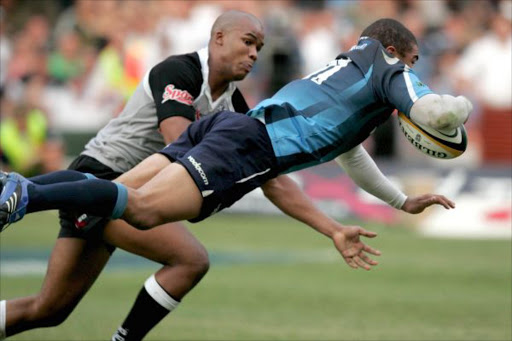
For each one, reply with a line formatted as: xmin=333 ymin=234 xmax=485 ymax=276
xmin=122 ymin=162 xmax=203 ymax=229
xmin=3 ymin=219 xmax=208 ymax=338
xmin=5 ymin=237 xmax=111 ymax=336
xmin=104 ymin=220 xmax=209 ymax=339
xmin=103 ymin=220 xmax=209 ymax=298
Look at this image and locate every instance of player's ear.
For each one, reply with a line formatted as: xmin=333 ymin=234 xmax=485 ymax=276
xmin=385 ymin=46 xmax=398 ymax=56
xmin=214 ymin=30 xmax=224 ymax=46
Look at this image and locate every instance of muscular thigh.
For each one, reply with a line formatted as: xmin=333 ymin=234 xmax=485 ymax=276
xmin=102 ymin=218 xmax=206 ymax=265
xmin=135 ymin=163 xmax=203 ymax=223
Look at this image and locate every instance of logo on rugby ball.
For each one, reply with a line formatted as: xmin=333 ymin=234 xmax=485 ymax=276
xmin=397 ymin=112 xmax=467 ymax=159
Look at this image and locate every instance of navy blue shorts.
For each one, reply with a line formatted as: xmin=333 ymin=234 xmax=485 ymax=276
xmin=159 ymin=111 xmax=279 ymax=222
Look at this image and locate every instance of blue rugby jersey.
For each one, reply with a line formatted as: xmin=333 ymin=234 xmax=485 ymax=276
xmin=247 ymin=38 xmax=432 ymax=174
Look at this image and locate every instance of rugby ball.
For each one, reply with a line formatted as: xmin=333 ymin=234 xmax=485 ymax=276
xmin=397 ymin=112 xmax=467 ymax=159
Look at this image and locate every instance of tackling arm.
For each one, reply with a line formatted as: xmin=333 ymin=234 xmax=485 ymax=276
xmin=409 ymin=94 xmax=472 ymax=130
xmin=159 ymin=116 xmax=192 ymax=145
xmin=115 ymin=117 xmax=191 ymax=188
xmin=261 ymin=175 xmax=381 ymax=270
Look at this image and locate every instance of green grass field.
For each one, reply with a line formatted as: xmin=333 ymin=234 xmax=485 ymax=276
xmin=1 ymin=211 xmax=511 ymax=340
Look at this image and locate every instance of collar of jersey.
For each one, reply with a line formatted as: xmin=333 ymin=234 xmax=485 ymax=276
xmin=197 ymin=47 xmax=237 ymax=110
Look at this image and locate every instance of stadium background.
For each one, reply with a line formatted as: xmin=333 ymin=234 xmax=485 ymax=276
xmin=0 ymin=0 xmax=510 ymax=340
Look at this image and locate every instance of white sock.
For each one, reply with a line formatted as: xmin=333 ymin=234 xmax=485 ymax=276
xmin=144 ymin=275 xmax=180 ymax=311
xmin=0 ymin=300 xmax=6 ymax=340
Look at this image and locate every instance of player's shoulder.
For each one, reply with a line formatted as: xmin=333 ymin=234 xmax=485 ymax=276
xmin=148 ymin=51 xmax=203 ymax=93
xmin=339 ymin=37 xmax=381 ymax=60
xmin=151 ymin=51 xmax=202 ymax=81
xmin=342 ymin=37 xmax=406 ymax=72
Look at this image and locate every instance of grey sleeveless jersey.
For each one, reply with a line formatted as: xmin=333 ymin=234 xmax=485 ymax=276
xmin=81 ymin=48 xmax=249 ymax=173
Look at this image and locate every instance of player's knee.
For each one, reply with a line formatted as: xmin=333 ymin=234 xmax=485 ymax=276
xmin=179 ymin=244 xmax=210 ymax=282
xmin=189 ymin=248 xmax=210 ymax=280
xmin=125 ymin=191 xmax=168 ymax=229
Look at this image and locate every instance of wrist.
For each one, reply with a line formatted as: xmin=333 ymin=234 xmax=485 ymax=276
xmin=398 ymin=195 xmax=408 ymax=210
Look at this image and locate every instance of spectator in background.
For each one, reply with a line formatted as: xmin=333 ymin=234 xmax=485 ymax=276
xmin=259 ymin=6 xmax=302 ymax=97
xmin=52 ymin=0 xmax=109 ymax=53
xmin=0 ymin=85 xmax=64 ymax=176
xmin=454 ymin=2 xmax=512 ymax=163
xmin=154 ymin=1 xmax=195 ymax=57
xmin=0 ymin=6 xmax=11 ymax=92
xmin=299 ymin=9 xmax=340 ymax=75
xmin=5 ymin=15 xmax=49 ymax=84
xmin=47 ymin=31 xmax=84 ymax=84
xmin=120 ymin=1 xmax=163 ymax=94
xmin=455 ymin=5 xmax=511 ymax=110
xmin=0 ymin=102 xmax=48 ymax=176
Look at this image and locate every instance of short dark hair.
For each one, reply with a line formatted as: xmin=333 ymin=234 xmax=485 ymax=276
xmin=360 ymin=18 xmax=417 ymax=56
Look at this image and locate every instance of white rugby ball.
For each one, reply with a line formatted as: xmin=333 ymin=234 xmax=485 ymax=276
xmin=397 ymin=112 xmax=467 ymax=159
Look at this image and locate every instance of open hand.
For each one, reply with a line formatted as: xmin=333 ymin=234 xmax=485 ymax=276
xmin=401 ymin=194 xmax=455 ymax=214
xmin=331 ymin=226 xmax=381 ymax=270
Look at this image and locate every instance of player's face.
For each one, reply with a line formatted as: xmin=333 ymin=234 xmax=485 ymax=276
xmin=398 ymin=44 xmax=419 ymax=68
xmin=222 ymin=20 xmax=264 ymax=80
xmin=386 ymin=44 xmax=419 ymax=68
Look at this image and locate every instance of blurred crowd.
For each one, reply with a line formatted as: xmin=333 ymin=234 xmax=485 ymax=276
xmin=0 ymin=0 xmax=511 ymax=176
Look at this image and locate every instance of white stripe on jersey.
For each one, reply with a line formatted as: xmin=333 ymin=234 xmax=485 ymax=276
xmin=142 ymin=70 xmax=153 ymax=101
xmin=403 ymin=66 xmax=418 ymax=102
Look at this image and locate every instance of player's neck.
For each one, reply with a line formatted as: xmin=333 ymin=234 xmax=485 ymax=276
xmin=208 ymin=73 xmax=229 ymax=102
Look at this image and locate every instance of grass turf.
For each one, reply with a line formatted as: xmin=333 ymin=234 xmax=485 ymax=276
xmin=0 ymin=211 xmax=510 ymax=340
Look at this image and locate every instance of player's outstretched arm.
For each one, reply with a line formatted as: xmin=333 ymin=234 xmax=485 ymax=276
xmin=331 ymin=225 xmax=381 ymax=270
xmin=336 ymin=145 xmax=456 ymax=214
xmin=401 ymin=194 xmax=455 ymax=214
xmin=335 ymin=145 xmax=407 ymax=209
xmin=261 ymin=175 xmax=337 ymax=232
xmin=261 ymin=175 xmax=380 ymax=270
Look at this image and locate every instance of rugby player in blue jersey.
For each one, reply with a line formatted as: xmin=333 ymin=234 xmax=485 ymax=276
xmin=1 ymin=18 xmax=472 ymax=340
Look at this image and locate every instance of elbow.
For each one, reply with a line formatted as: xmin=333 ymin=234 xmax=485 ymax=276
xmin=261 ymin=178 xmax=284 ymax=203
xmin=262 ymin=186 xmax=277 ymax=202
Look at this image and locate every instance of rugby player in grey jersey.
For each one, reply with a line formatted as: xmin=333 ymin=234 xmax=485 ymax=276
xmin=0 ymin=10 xmax=264 ymax=340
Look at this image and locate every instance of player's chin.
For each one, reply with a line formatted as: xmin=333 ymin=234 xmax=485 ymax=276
xmin=233 ymin=68 xmax=250 ymax=81
xmin=233 ymin=71 xmax=249 ymax=81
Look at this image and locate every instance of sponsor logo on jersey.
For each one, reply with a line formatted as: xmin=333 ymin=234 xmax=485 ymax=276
xmin=349 ymin=43 xmax=368 ymax=51
xmin=187 ymin=155 xmax=209 ymax=185
xmin=162 ymin=84 xmax=194 ymax=105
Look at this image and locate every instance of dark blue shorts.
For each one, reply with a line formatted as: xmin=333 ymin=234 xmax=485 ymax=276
xmin=159 ymin=111 xmax=279 ymax=222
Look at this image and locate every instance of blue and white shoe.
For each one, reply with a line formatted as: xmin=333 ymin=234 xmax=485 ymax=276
xmin=0 ymin=171 xmax=6 ymax=197
xmin=0 ymin=172 xmax=31 ymax=232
